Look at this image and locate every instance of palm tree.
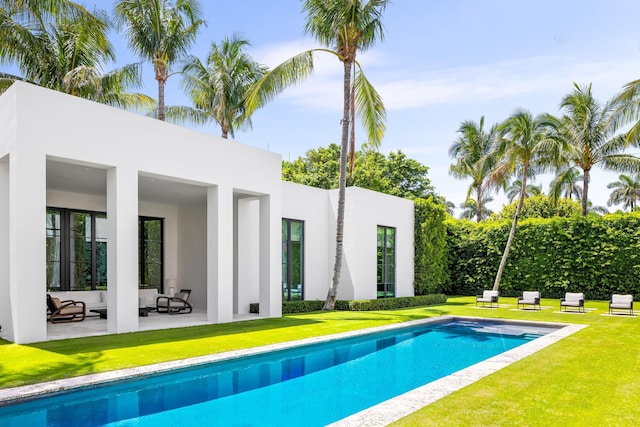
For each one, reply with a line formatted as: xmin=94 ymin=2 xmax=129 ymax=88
xmin=166 ymin=35 xmax=267 ymax=138
xmin=549 ymin=167 xmax=583 ymax=202
xmin=114 ymin=0 xmax=205 ymax=121
xmin=607 ymin=174 xmax=640 ymax=211
xmin=246 ymin=0 xmax=388 ymax=310
xmin=459 ymin=196 xmax=493 ymax=221
xmin=449 ymin=117 xmax=500 ymax=222
xmin=554 ymin=83 xmax=640 ymax=216
xmin=0 ymin=1 xmax=152 ymax=109
xmin=505 ymin=179 xmax=542 ymax=203
xmin=491 ymin=110 xmax=559 ymax=291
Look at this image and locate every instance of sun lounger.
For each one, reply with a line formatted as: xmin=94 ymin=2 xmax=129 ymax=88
xmin=560 ymin=292 xmax=584 ymax=312
xmin=476 ymin=290 xmax=499 ymax=308
xmin=609 ymin=294 xmax=634 ymax=315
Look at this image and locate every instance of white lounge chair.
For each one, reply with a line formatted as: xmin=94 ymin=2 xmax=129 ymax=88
xmin=560 ymin=292 xmax=584 ymax=312
xmin=476 ymin=290 xmax=499 ymax=308
xmin=518 ymin=291 xmax=541 ymax=310
xmin=609 ymin=294 xmax=634 ymax=315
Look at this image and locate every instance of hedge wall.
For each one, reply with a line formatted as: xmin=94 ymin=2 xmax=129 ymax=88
xmin=250 ymin=294 xmax=448 ymax=314
xmin=445 ymin=213 xmax=640 ymax=299
xmin=414 ymin=197 xmax=448 ymax=294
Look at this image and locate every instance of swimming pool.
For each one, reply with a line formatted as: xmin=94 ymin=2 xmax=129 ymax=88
xmin=0 ymin=317 xmax=564 ymax=426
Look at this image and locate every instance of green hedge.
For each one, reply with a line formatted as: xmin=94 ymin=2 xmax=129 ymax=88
xmin=250 ymin=294 xmax=448 ymax=314
xmin=414 ymin=197 xmax=449 ymax=294
xmin=445 ymin=213 xmax=640 ymax=299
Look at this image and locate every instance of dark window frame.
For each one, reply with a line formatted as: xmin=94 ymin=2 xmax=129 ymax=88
xmin=377 ymin=225 xmax=396 ymax=299
xmin=282 ymin=218 xmax=304 ymax=302
xmin=138 ymin=216 xmax=164 ymax=292
xmin=46 ymin=207 xmax=106 ymax=291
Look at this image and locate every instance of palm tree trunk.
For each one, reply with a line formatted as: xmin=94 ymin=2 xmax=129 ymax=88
xmin=476 ymin=183 xmax=483 ymax=222
xmin=156 ymin=78 xmax=165 ymax=121
xmin=581 ymin=169 xmax=590 ymax=216
xmin=323 ymin=60 xmax=353 ymax=310
xmin=493 ymin=168 xmax=528 ymax=291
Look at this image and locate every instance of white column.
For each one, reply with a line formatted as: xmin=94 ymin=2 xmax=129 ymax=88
xmin=207 ymin=185 xmax=234 ymax=323
xmin=106 ymin=166 xmax=139 ymax=333
xmin=0 ymin=156 xmax=13 ymax=341
xmin=10 ymin=152 xmax=47 ymax=343
xmin=259 ymin=194 xmax=281 ymax=318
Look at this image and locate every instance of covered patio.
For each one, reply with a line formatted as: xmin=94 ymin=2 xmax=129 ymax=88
xmin=46 ymin=310 xmax=260 ymax=341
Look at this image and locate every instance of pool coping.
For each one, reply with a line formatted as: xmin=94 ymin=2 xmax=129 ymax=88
xmin=329 ymin=317 xmax=586 ymax=426
xmin=0 ymin=316 xmax=586 ymax=425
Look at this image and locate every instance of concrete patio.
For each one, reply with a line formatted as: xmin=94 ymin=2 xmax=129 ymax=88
xmin=46 ymin=310 xmax=261 ymax=341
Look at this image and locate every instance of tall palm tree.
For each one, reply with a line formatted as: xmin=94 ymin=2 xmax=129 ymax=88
xmin=491 ymin=110 xmax=559 ymax=291
xmin=114 ymin=0 xmax=205 ymax=121
xmin=505 ymin=179 xmax=542 ymax=203
xmin=0 ymin=0 xmax=151 ymax=109
xmin=449 ymin=117 xmax=500 ymax=222
xmin=167 ymin=35 xmax=267 ymax=138
xmin=459 ymin=196 xmax=493 ymax=221
xmin=246 ymin=0 xmax=388 ymax=310
xmin=607 ymin=174 xmax=640 ymax=211
xmin=549 ymin=167 xmax=583 ymax=202
xmin=554 ymin=83 xmax=640 ymax=215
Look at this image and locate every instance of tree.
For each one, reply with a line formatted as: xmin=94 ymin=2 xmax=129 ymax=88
xmin=282 ymin=143 xmax=436 ymax=200
xmin=459 ymin=196 xmax=494 ymax=221
xmin=549 ymin=167 xmax=583 ymax=202
xmin=492 ymin=194 xmax=581 ymax=220
xmin=0 ymin=0 xmax=152 ymax=109
xmin=607 ymin=174 xmax=640 ymax=211
xmin=449 ymin=117 xmax=500 ymax=222
xmin=554 ymin=83 xmax=640 ymax=215
xmin=167 ymin=35 xmax=267 ymax=138
xmin=505 ymin=179 xmax=542 ymax=203
xmin=114 ymin=0 xmax=205 ymax=121
xmin=246 ymin=0 xmax=388 ymax=309
xmin=491 ymin=110 xmax=559 ymax=291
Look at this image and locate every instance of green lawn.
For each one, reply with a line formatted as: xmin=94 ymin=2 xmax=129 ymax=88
xmin=2 ymin=296 xmax=639 ymax=425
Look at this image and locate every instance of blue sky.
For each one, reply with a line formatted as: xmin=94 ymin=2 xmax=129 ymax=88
xmin=72 ymin=1 xmax=640 ymax=212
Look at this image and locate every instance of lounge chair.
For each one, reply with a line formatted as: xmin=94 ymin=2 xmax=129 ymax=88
xmin=156 ymin=289 xmax=193 ymax=314
xmin=46 ymin=294 xmax=86 ymax=323
xmin=518 ymin=291 xmax=541 ymax=310
xmin=476 ymin=290 xmax=499 ymax=308
xmin=560 ymin=292 xmax=584 ymax=312
xmin=609 ymin=294 xmax=634 ymax=315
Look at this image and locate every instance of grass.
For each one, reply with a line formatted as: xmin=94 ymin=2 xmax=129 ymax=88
xmin=2 ymin=296 xmax=639 ymax=425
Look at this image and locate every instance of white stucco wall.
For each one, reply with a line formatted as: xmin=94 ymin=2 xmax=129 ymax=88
xmin=282 ymin=183 xmax=414 ymax=302
xmin=281 ymin=182 xmax=331 ymax=301
xmin=1 ymin=82 xmax=283 ymax=343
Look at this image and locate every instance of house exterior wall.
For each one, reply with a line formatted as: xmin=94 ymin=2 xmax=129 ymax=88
xmin=282 ymin=183 xmax=415 ymax=302
xmin=0 ymin=82 xmax=414 ymax=343
xmin=0 ymin=82 xmax=282 ymax=343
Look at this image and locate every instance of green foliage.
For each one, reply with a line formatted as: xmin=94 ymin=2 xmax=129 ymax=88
xmin=414 ymin=197 xmax=448 ymax=294
xmin=282 ymin=144 xmax=436 ymax=199
xmin=491 ymin=194 xmax=582 ymax=220
xmin=446 ymin=212 xmax=640 ymax=299
xmin=252 ymin=294 xmax=448 ymax=314
xmin=334 ymin=294 xmax=447 ymax=311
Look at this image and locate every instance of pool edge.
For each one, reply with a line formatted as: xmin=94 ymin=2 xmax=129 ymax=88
xmin=328 ymin=320 xmax=587 ymax=427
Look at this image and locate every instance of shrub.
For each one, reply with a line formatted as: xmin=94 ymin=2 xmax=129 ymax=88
xmin=414 ymin=197 xmax=448 ymax=295
xmin=250 ymin=294 xmax=448 ymax=314
xmin=446 ymin=212 xmax=640 ymax=299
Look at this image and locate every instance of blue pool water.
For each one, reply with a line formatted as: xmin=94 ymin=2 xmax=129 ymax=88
xmin=0 ymin=319 xmax=558 ymax=426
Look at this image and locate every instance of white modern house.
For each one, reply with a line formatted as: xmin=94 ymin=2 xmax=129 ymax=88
xmin=0 ymin=82 xmax=414 ymax=344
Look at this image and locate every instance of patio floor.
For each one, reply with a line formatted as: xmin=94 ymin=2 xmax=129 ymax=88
xmin=46 ymin=310 xmax=261 ymax=341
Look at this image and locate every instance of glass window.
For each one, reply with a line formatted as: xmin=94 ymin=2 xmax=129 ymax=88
xmin=46 ymin=208 xmax=108 ymax=291
xmin=282 ymin=219 xmax=304 ymax=301
xmin=139 ymin=217 xmax=163 ymax=292
xmin=377 ymin=226 xmax=396 ymax=298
